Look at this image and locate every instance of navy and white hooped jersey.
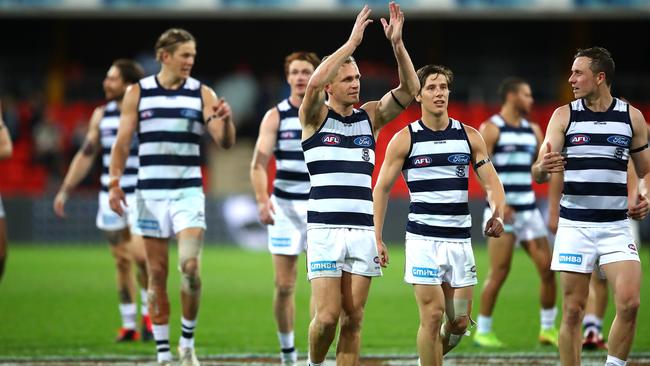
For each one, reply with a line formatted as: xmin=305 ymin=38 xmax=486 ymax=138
xmin=273 ymin=99 xmax=310 ymax=200
xmin=560 ymin=98 xmax=632 ymax=224
xmin=136 ymin=75 xmax=205 ymax=200
xmin=99 ymin=101 xmax=138 ymax=196
xmin=302 ymin=108 xmax=375 ymax=229
xmin=488 ymin=114 xmax=538 ymax=212
xmin=402 ymin=119 xmax=472 ymax=240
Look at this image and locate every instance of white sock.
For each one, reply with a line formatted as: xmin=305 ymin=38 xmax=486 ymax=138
xmin=278 ymin=331 xmax=295 ymax=351
xmin=140 ymin=289 xmax=149 ymax=316
xmin=540 ymin=307 xmax=557 ymax=330
xmin=119 ymin=303 xmax=137 ymax=330
xmin=583 ymin=314 xmax=603 ymax=333
xmin=179 ymin=317 xmax=197 ymax=349
xmin=477 ymin=315 xmax=492 ymax=334
xmin=152 ymin=324 xmax=171 ymax=362
xmin=605 ymin=355 xmax=626 ymax=366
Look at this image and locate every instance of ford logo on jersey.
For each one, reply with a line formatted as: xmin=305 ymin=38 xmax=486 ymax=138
xmin=447 ymin=154 xmax=470 ymax=165
xmin=559 ymin=253 xmax=583 ymax=265
xmin=353 ymin=136 xmax=373 ymax=147
xmin=607 ymin=135 xmax=630 ymax=147
xmin=412 ymin=156 xmax=432 ymax=167
xmin=180 ymin=109 xmax=200 ymax=119
xmin=570 ymin=134 xmax=590 ymax=145
xmin=322 ymin=134 xmax=341 ymax=145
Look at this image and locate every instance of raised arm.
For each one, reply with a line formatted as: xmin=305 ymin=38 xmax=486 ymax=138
xmin=53 ymin=107 xmax=103 ymax=218
xmin=466 ymin=126 xmax=505 ymax=237
xmin=250 ymin=108 xmax=280 ymax=225
xmin=373 ymin=127 xmax=410 ymax=267
xmin=299 ymin=6 xmax=373 ymax=137
xmin=108 ymin=84 xmax=139 ymax=215
xmin=362 ymin=1 xmax=419 ymax=134
xmin=532 ymin=105 xmax=569 ymax=183
xmin=202 ymin=85 xmax=236 ymax=149
xmin=0 ymin=101 xmax=12 ymax=159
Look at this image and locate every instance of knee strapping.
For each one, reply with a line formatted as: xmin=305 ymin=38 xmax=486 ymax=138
xmin=179 ymin=238 xmax=203 ymax=294
xmin=441 ymin=299 xmax=472 ymax=349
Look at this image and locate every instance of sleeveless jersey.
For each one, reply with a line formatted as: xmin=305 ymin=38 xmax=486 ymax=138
xmin=273 ymin=99 xmax=310 ymax=200
xmin=99 ymin=101 xmax=138 ymax=195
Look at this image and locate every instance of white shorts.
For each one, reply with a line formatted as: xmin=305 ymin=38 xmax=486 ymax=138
xmin=268 ymin=195 xmax=307 ymax=256
xmin=131 ymin=194 xmax=206 ymax=238
xmin=307 ymin=227 xmax=382 ymax=280
xmin=96 ymin=192 xmax=135 ymax=231
xmin=0 ymin=195 xmax=4 ymax=218
xmin=483 ymin=207 xmax=547 ymax=242
xmin=404 ymin=238 xmax=477 ymax=287
xmin=551 ymin=219 xmax=640 ymax=274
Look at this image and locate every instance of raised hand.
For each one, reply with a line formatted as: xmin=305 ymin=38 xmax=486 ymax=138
xmin=542 ymin=141 xmax=566 ymax=173
xmin=381 ymin=1 xmax=404 ymax=45
xmin=212 ymin=98 xmax=232 ymax=124
xmin=348 ymin=5 xmax=373 ymax=47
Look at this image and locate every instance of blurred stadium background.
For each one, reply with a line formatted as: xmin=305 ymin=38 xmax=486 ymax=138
xmin=1 ymin=0 xmax=650 ymax=364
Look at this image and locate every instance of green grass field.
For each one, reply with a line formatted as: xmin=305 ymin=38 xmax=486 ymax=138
xmin=1 ymin=243 xmax=649 ymax=358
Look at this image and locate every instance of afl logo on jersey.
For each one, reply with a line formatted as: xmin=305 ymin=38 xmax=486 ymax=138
xmin=322 ymin=134 xmax=341 ymax=145
xmin=447 ymin=154 xmax=470 ymax=165
xmin=280 ymin=131 xmax=297 ymax=139
xmin=412 ymin=156 xmax=432 ymax=167
xmin=570 ymin=134 xmax=590 ymax=145
xmin=140 ymin=110 xmax=154 ymax=119
xmin=607 ymin=135 xmax=630 ymax=147
xmin=353 ymin=136 xmax=373 ymax=147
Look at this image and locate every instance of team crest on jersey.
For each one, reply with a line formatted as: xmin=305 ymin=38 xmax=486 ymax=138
xmin=456 ymin=165 xmax=466 ymax=177
xmin=607 ymin=135 xmax=630 ymax=147
xmin=570 ymin=134 xmax=590 ymax=145
xmin=353 ymin=136 xmax=373 ymax=147
xmin=140 ymin=110 xmax=154 ymax=119
xmin=447 ymin=154 xmax=470 ymax=165
xmin=362 ymin=148 xmax=370 ymax=162
xmin=412 ymin=156 xmax=432 ymax=167
xmin=322 ymin=134 xmax=341 ymax=145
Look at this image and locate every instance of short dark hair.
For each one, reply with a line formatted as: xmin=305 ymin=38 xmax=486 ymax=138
xmin=284 ymin=51 xmax=321 ymax=76
xmin=416 ymin=64 xmax=454 ymax=92
xmin=497 ymin=77 xmax=528 ymax=103
xmin=112 ymin=59 xmax=144 ymax=84
xmin=574 ymin=47 xmax=615 ymax=86
xmin=155 ymin=28 xmax=196 ymax=62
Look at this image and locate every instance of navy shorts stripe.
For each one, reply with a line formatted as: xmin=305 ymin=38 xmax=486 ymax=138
xmin=406 ymin=221 xmax=471 ymax=239
xmin=307 ymin=211 xmax=373 ymax=226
